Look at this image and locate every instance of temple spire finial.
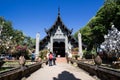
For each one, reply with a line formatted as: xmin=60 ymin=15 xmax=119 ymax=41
xmin=58 ymin=6 xmax=60 ymax=16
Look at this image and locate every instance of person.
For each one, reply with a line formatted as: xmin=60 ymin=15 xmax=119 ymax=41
xmin=66 ymin=52 xmax=72 ymax=63
xmin=31 ymin=51 xmax=35 ymax=62
xmin=65 ymin=52 xmax=69 ymax=63
xmin=68 ymin=51 xmax=72 ymax=63
xmin=19 ymin=54 xmax=26 ymax=68
xmin=35 ymin=56 xmax=41 ymax=62
xmin=53 ymin=51 xmax=56 ymax=65
xmin=48 ymin=52 xmax=53 ymax=66
xmin=46 ymin=51 xmax=50 ymax=65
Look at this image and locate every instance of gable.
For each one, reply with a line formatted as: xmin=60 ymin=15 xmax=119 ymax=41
xmin=53 ymin=26 xmax=65 ymax=39
xmin=45 ymin=16 xmax=72 ymax=36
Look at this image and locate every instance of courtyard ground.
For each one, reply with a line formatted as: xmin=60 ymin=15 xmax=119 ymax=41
xmin=26 ymin=63 xmax=99 ymax=80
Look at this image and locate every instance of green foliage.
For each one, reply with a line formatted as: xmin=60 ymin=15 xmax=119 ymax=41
xmin=0 ymin=17 xmax=35 ymax=58
xmin=80 ymin=26 xmax=92 ymax=46
xmin=23 ymin=36 xmax=35 ymax=51
xmin=39 ymin=49 xmax=48 ymax=60
xmin=72 ymin=54 xmax=80 ymax=60
xmin=105 ymin=0 xmax=120 ymax=5
xmin=82 ymin=49 xmax=88 ymax=56
xmin=83 ymin=49 xmax=91 ymax=55
xmin=91 ymin=48 xmax=96 ymax=55
xmin=72 ymin=48 xmax=78 ymax=51
xmin=74 ymin=0 xmax=120 ymax=53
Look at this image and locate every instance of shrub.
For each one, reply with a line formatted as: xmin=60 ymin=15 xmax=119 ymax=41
xmin=39 ymin=49 xmax=48 ymax=60
xmin=72 ymin=54 xmax=80 ymax=60
xmin=14 ymin=45 xmax=30 ymax=59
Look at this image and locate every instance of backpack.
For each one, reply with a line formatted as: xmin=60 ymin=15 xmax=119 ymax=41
xmin=49 ymin=54 xmax=53 ymax=60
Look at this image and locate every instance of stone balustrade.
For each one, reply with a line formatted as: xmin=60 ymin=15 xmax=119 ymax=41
xmin=70 ymin=59 xmax=120 ymax=80
xmin=0 ymin=61 xmax=45 ymax=80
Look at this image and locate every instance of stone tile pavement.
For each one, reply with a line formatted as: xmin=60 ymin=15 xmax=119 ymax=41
xmin=25 ymin=63 xmax=99 ymax=80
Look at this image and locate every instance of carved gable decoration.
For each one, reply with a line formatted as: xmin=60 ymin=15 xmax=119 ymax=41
xmin=54 ymin=26 xmax=64 ymax=38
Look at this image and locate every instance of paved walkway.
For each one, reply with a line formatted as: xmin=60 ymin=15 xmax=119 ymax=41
xmin=26 ymin=63 xmax=97 ymax=80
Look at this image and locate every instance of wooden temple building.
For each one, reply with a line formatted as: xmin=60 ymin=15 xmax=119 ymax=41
xmin=40 ymin=9 xmax=78 ymax=57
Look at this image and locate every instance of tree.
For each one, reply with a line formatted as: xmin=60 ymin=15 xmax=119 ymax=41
xmin=0 ymin=17 xmax=35 ymax=59
xmin=74 ymin=0 xmax=120 ymax=54
xmin=0 ymin=17 xmax=14 ymax=54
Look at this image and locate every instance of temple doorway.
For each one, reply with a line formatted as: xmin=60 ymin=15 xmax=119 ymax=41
xmin=53 ymin=42 xmax=65 ymax=57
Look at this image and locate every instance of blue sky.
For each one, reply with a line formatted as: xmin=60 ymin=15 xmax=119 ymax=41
xmin=0 ymin=0 xmax=104 ymax=39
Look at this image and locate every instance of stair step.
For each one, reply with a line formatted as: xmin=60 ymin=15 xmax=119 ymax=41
xmin=56 ymin=57 xmax=67 ymax=63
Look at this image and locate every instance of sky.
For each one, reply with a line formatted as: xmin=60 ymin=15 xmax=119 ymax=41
xmin=0 ymin=0 xmax=104 ymax=39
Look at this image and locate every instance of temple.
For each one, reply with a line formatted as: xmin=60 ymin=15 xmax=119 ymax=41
xmin=40 ymin=8 xmax=78 ymax=57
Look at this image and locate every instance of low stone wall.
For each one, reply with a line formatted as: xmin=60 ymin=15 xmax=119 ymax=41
xmin=70 ymin=59 xmax=120 ymax=80
xmin=0 ymin=62 xmax=43 ymax=80
xmin=2 ymin=60 xmax=32 ymax=68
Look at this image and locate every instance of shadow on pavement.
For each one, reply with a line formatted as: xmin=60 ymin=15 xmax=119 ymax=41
xmin=53 ymin=71 xmax=81 ymax=80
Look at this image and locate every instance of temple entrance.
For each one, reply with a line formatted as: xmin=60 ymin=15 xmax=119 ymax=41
xmin=53 ymin=42 xmax=65 ymax=57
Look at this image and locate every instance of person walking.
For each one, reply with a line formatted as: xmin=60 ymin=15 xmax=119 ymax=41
xmin=53 ymin=51 xmax=56 ymax=65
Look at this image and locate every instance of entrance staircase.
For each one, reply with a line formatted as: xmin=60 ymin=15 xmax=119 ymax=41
xmin=56 ymin=57 xmax=67 ymax=63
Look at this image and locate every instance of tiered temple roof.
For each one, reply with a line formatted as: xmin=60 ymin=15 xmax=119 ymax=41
xmin=40 ymin=9 xmax=78 ymax=50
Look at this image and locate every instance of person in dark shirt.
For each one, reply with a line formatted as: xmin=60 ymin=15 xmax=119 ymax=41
xmin=31 ymin=51 xmax=35 ymax=62
xmin=53 ymin=51 xmax=56 ymax=65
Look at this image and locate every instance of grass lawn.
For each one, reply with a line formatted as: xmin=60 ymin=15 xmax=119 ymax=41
xmin=0 ymin=67 xmax=13 ymax=72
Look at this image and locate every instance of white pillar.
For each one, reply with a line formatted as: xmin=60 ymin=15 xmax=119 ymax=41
xmin=78 ymin=33 xmax=83 ymax=58
xmin=65 ymin=36 xmax=68 ymax=53
xmin=35 ymin=32 xmax=40 ymax=57
xmin=50 ymin=36 xmax=53 ymax=52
